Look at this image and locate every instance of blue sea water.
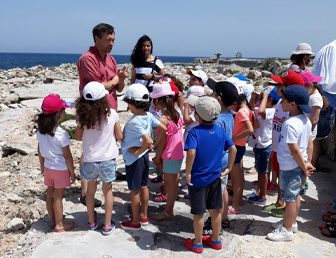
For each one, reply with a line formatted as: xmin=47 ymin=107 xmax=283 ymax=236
xmin=0 ymin=52 xmax=198 ymax=70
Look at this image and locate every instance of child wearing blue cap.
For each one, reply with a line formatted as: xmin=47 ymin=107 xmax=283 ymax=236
xmin=248 ymin=87 xmax=280 ymax=205
xmin=267 ymin=85 xmax=315 ymax=241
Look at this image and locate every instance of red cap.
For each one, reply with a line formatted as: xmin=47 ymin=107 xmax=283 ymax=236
xmin=41 ymin=94 xmax=70 ymax=114
xmin=271 ymin=71 xmax=304 ymax=86
xmin=169 ymin=81 xmax=179 ymax=96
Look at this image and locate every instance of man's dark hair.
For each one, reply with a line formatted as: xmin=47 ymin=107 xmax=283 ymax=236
xmin=92 ymin=23 xmax=114 ymax=42
xmin=124 ymin=98 xmax=150 ymax=110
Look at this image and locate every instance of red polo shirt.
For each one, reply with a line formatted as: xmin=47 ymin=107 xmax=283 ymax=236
xmin=77 ymin=46 xmax=118 ymax=110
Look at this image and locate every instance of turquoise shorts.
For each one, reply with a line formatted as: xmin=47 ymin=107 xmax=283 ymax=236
xmin=162 ymin=159 xmax=183 ymax=174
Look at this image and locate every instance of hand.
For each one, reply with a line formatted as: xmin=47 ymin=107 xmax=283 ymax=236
xmin=143 ymin=74 xmax=154 ymax=80
xmin=149 ymin=143 xmax=155 ymax=151
xmin=117 ymin=66 xmax=127 ymax=80
xmin=185 ymin=173 xmax=193 ymax=186
xmin=70 ymin=173 xmax=76 ymax=184
xmin=305 ymin=162 xmax=315 ymax=177
xmin=221 ymin=168 xmax=230 ymax=178
xmin=128 ymin=147 xmax=139 ymax=154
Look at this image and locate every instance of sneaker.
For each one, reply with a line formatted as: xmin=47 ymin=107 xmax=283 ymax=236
xmin=272 ymin=220 xmax=298 ymax=233
xmin=202 ymin=235 xmax=222 ymax=250
xmin=88 ymin=211 xmax=98 ymax=230
xmin=120 ymin=220 xmax=141 ymax=231
xmin=80 ymin=196 xmax=102 ymax=208
xmin=184 ymin=238 xmax=203 ymax=253
xmin=271 ymin=207 xmax=285 ymax=218
xmin=246 ymin=192 xmax=257 ymax=199
xmin=128 ymin=215 xmax=149 ymax=226
xmin=248 ymin=195 xmax=266 ymax=205
xmin=227 ymin=205 xmax=240 ymax=215
xmin=266 ymin=226 xmax=293 ymax=241
xmin=102 ymin=221 xmax=116 ymax=235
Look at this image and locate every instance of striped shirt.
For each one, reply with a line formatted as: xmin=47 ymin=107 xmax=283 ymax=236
xmin=134 ymin=57 xmax=164 ymax=91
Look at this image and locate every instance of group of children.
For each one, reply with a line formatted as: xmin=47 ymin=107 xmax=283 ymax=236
xmin=36 ymin=67 xmax=319 ymax=253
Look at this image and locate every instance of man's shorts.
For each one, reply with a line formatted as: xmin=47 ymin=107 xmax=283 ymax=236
xmin=44 ymin=168 xmax=71 ymax=188
xmin=254 ymin=145 xmax=272 ymax=173
xmin=280 ymin=167 xmax=304 ymax=202
xmin=125 ymin=153 xmax=149 ymax=190
xmin=81 ymin=159 xmax=116 ymax=183
xmin=189 ymin=177 xmax=222 ymax=215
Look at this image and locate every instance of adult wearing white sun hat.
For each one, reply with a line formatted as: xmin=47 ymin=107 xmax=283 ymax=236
xmin=289 ymin=42 xmax=314 ymax=73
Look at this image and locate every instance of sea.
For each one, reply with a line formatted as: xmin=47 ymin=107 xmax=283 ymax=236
xmin=0 ymin=52 xmax=199 ymax=70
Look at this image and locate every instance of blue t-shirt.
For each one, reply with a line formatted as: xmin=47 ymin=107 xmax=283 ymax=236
xmin=121 ymin=112 xmax=160 ymax=166
xmin=216 ymin=111 xmax=234 ymax=169
xmin=184 ymin=124 xmax=234 ymax=188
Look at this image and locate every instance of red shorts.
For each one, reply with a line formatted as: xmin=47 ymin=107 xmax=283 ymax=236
xmin=44 ymin=168 xmax=71 ymax=189
xmin=270 ymin=151 xmax=279 ymax=174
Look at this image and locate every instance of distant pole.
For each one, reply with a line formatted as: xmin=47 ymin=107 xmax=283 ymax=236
xmin=214 ymin=53 xmax=222 ymax=64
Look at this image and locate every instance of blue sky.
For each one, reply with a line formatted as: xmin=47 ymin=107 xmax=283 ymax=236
xmin=1 ymin=0 xmax=335 ymax=58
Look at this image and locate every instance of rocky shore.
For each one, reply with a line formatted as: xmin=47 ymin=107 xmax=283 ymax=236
xmin=1 ymin=62 xmax=336 ymax=257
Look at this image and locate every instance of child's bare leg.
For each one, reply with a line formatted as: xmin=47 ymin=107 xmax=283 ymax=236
xmin=46 ymin=187 xmax=55 ymax=227
xmin=283 ymin=198 xmax=299 ymax=230
xmin=140 ymin=186 xmax=149 ymax=219
xmin=102 ymin=182 xmax=113 ymax=227
xmin=209 ymin=209 xmax=222 ymax=241
xmin=164 ymin=173 xmax=179 ymax=215
xmin=53 ymin=188 xmax=65 ymax=230
xmin=86 ymin=180 xmax=97 ymax=224
xmin=232 ymin=162 xmax=243 ymax=210
xmin=130 ymin=189 xmax=141 ymax=224
xmin=259 ymin=173 xmax=268 ymax=198
xmin=193 ymin=214 xmax=204 ymax=245
xmin=222 ymin=188 xmax=229 ymax=219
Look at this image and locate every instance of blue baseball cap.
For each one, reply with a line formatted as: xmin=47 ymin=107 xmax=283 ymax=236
xmin=282 ymin=85 xmax=311 ymax=113
xmin=268 ymin=87 xmax=281 ymax=102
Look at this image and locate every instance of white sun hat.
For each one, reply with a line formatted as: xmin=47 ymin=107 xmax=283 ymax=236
xmin=292 ymin=43 xmax=314 ymax=55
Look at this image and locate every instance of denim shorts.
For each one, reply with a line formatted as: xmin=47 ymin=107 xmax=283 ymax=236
xmin=125 ymin=153 xmax=149 ymax=190
xmin=221 ymin=174 xmax=228 ymax=191
xmin=80 ymin=159 xmax=116 ymax=183
xmin=162 ymin=159 xmax=183 ymax=174
xmin=279 ymin=167 xmax=304 ymax=202
xmin=254 ymin=145 xmax=272 ymax=173
xmin=234 ymin=145 xmax=246 ymax=164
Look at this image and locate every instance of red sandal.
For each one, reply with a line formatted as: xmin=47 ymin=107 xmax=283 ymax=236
xmin=153 ymin=193 xmax=167 ymax=202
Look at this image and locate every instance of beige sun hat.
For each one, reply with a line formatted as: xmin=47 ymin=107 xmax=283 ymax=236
xmin=292 ymin=43 xmax=314 ymax=55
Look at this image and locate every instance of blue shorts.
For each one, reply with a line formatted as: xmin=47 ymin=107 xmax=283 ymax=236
xmin=125 ymin=153 xmax=149 ymax=190
xmin=162 ymin=159 xmax=183 ymax=174
xmin=234 ymin=145 xmax=246 ymax=164
xmin=279 ymin=167 xmax=304 ymax=202
xmin=254 ymin=145 xmax=272 ymax=173
xmin=80 ymin=159 xmax=116 ymax=183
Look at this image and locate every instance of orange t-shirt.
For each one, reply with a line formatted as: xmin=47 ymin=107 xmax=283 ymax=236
xmin=233 ymin=108 xmax=252 ymax=146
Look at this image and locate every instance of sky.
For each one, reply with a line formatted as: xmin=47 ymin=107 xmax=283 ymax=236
xmin=1 ymin=0 xmax=335 ymax=58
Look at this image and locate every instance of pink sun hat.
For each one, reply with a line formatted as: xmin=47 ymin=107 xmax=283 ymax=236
xmin=300 ymin=71 xmax=323 ymax=85
xmin=150 ymin=82 xmax=175 ymax=99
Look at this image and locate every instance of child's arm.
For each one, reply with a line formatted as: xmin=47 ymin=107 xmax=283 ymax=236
xmin=185 ymin=149 xmax=196 ymax=186
xmin=222 ymin=145 xmax=237 ymax=177
xmin=183 ymin=103 xmax=193 ymax=125
xmin=62 ymin=145 xmax=76 ymax=184
xmin=257 ymin=92 xmax=269 ymax=120
xmin=232 ymin=120 xmax=254 ymax=142
xmin=288 ymin=143 xmax=314 ymax=176
xmin=249 ymin=92 xmax=258 ymax=110
xmin=309 ymin=106 xmax=321 ymax=132
xmin=75 ymin=126 xmax=83 ymax=141
xmin=37 ymin=144 xmax=44 ymax=175
xmin=153 ymin=122 xmax=167 ymax=148
xmin=114 ymin=121 xmax=123 ymax=141
xmin=129 ymin=134 xmax=153 ymax=156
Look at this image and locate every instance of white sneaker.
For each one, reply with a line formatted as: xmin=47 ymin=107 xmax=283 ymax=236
xmin=267 ymin=226 xmax=293 ymax=241
xmin=272 ymin=220 xmax=298 ymax=233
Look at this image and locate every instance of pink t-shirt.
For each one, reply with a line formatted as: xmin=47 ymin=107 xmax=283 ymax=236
xmin=233 ymin=108 xmax=252 ymax=146
xmin=77 ymin=46 xmax=118 ymax=110
xmin=162 ymin=117 xmax=184 ymax=161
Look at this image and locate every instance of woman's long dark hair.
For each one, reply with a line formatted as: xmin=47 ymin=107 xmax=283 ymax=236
xmin=37 ymin=109 xmax=63 ymax=136
xmin=290 ymin=54 xmax=311 ymax=67
xmin=130 ymin=35 xmax=153 ymax=67
xmin=157 ymin=96 xmax=180 ymax=124
xmin=75 ymin=96 xmax=110 ymax=129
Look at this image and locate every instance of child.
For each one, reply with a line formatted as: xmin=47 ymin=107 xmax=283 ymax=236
xmin=248 ymin=87 xmax=280 ymax=204
xmin=75 ymin=81 xmax=123 ymax=235
xmin=184 ymin=96 xmax=236 ymax=253
xmin=121 ymin=83 xmax=165 ymax=230
xmin=203 ymin=81 xmax=238 ymax=235
xmin=36 ymin=94 xmax=76 ymax=232
xmin=151 ymin=82 xmax=185 ymax=220
xmin=228 ymin=92 xmax=254 ymax=215
xmin=267 ymin=85 xmax=314 ymax=241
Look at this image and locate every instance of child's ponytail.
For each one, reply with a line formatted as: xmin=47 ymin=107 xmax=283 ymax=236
xmin=158 ymin=96 xmax=180 ymax=124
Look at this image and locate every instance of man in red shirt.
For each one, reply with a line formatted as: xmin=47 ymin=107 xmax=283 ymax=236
xmin=78 ymin=23 xmax=126 ymax=110
xmin=77 ymin=23 xmax=126 ymax=206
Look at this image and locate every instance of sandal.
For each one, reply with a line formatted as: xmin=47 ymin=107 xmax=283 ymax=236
xmin=152 ymin=211 xmax=174 ymax=221
xmin=321 ymin=222 xmax=336 ymax=238
xmin=153 ymin=193 xmax=167 ymax=202
xmin=227 ymin=205 xmax=240 ymax=215
xmin=183 ymin=238 xmax=203 ymax=253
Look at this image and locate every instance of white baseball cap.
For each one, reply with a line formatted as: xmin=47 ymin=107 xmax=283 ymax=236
xmin=186 ymin=86 xmax=206 ymax=97
xmin=225 ymin=77 xmax=245 ymax=95
xmin=292 ymin=43 xmax=314 ymax=55
xmin=124 ymin=83 xmax=150 ymax=102
xmin=188 ymin=70 xmax=208 ymax=85
xmin=83 ymin=81 xmax=109 ymax=101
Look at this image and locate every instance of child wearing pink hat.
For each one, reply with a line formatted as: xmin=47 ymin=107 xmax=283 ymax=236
xmin=36 ymin=94 xmax=76 ymax=232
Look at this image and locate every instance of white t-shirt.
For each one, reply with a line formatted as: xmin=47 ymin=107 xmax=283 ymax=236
xmin=277 ymin=114 xmax=312 ymax=171
xmin=82 ymin=109 xmax=119 ymax=162
xmin=308 ymin=90 xmax=323 ymax=139
xmin=272 ymin=100 xmax=289 ymax=152
xmin=36 ymin=127 xmax=71 ymax=170
xmin=253 ymin=107 xmax=275 ymax=148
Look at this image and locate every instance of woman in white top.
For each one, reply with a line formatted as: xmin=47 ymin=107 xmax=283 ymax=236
xmin=130 ymin=35 xmax=166 ymax=92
